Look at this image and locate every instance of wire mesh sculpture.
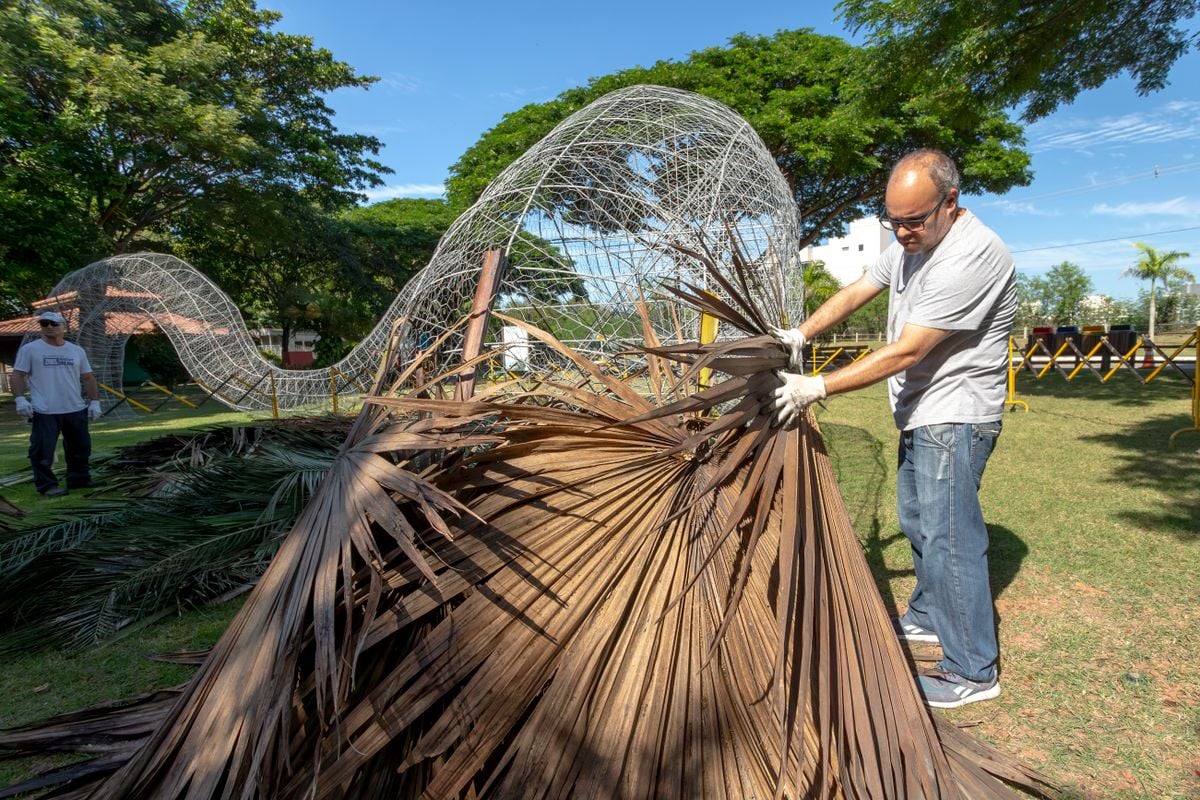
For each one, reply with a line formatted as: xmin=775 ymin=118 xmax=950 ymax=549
xmin=397 ymin=84 xmax=804 ymax=376
xmin=37 ymin=85 xmax=803 ymax=412
xmin=39 ymin=253 xmax=391 ymax=416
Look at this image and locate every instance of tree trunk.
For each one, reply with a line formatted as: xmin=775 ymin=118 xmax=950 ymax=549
xmin=281 ymin=321 xmax=292 ymax=368
xmin=1148 ymin=279 xmax=1157 ymax=341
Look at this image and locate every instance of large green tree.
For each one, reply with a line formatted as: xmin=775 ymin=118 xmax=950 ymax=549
xmin=838 ymin=0 xmax=1200 ymax=121
xmin=1123 ymin=242 xmax=1194 ymax=339
xmin=0 ymin=0 xmax=388 ymax=308
xmin=341 ymin=198 xmax=459 ymax=306
xmin=446 ymin=30 xmax=1032 ymax=250
xmin=176 ymin=191 xmax=375 ymax=366
xmin=1022 ymin=261 xmax=1094 ymax=326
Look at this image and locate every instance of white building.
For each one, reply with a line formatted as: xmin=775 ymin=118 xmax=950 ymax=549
xmin=248 ymin=328 xmax=320 ymax=367
xmin=801 ymin=216 xmax=891 ymax=286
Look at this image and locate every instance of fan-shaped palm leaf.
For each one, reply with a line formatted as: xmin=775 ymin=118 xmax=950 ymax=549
xmin=2 ymin=263 xmax=1059 ymax=799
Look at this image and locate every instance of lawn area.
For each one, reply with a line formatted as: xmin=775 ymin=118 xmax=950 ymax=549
xmin=1 ymin=371 xmax=1198 ymax=797
xmin=0 ymin=384 xmax=355 ymax=525
xmin=0 ymin=392 xmax=254 ymax=517
xmin=822 ymin=372 xmax=1200 ymax=799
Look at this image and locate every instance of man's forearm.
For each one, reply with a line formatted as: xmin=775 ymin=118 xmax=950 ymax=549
xmin=82 ymin=374 xmax=99 ymax=401
xmin=798 ymin=279 xmax=883 ymax=341
xmin=10 ymin=372 xmax=27 ymax=398
xmin=820 ymin=342 xmax=921 ymax=397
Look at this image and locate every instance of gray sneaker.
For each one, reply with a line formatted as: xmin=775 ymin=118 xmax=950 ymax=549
xmin=892 ymin=616 xmax=939 ymax=644
xmin=917 ymin=670 xmax=1001 ymax=709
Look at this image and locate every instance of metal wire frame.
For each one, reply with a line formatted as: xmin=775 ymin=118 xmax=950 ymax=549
xmin=33 ymin=85 xmax=804 ymax=413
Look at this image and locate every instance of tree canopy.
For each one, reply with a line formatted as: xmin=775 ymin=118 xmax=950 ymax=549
xmin=1018 ymin=261 xmax=1094 ymax=326
xmin=838 ymin=0 xmax=1200 ymax=121
xmin=0 ymin=0 xmax=388 ymax=307
xmin=446 ymin=30 xmax=1032 ymax=250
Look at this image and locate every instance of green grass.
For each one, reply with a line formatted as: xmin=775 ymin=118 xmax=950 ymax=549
xmin=1 ymin=372 xmax=1198 ymax=798
xmin=821 ymin=372 xmax=1200 ymax=799
xmin=0 ymin=601 xmax=241 ymax=788
xmin=0 ymin=388 xmax=308 ymax=525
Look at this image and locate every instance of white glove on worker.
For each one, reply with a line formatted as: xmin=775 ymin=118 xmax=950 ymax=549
xmin=88 ymin=400 xmax=102 ymax=421
xmin=770 ymin=326 xmax=807 ymax=370
xmin=772 ymin=371 xmax=826 ymax=428
xmin=14 ymin=397 xmax=33 ymax=419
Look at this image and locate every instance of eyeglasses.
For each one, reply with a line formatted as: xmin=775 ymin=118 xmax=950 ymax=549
xmin=880 ymin=193 xmax=947 ymax=232
xmin=38 ymin=320 xmax=61 ymax=327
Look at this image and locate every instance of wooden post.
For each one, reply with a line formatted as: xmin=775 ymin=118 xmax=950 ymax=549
xmin=455 ymin=249 xmax=508 ymax=402
xmin=268 ymin=370 xmax=279 ymax=419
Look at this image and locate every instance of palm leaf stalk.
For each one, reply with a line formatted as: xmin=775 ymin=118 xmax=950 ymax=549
xmin=2 ymin=265 xmax=1059 ymax=798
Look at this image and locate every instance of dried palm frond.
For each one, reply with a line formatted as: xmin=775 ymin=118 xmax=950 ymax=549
xmin=2 ymin=257 xmax=1059 ymax=799
xmin=0 ymin=423 xmax=350 ymax=653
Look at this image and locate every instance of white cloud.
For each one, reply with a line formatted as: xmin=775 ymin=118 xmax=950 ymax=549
xmin=362 ymin=183 xmax=446 ymax=202
xmin=987 ymin=199 xmax=1060 ymax=216
xmin=1091 ymin=196 xmax=1200 ymax=217
xmin=1164 ymin=100 xmax=1200 ymax=114
xmin=489 ymin=85 xmax=550 ymax=102
xmin=1030 ymin=102 xmax=1199 ymax=153
xmin=379 ymin=73 xmax=422 ymax=94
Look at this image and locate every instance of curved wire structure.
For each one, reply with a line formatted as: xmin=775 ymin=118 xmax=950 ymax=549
xmin=39 ymin=85 xmax=803 ymax=412
xmin=398 ymin=84 xmax=803 ymax=376
xmin=42 ymin=253 xmax=390 ymax=415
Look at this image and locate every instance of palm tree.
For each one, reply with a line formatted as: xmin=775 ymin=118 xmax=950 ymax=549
xmin=801 ymin=260 xmax=841 ymax=317
xmin=1122 ymin=243 xmax=1194 ymax=340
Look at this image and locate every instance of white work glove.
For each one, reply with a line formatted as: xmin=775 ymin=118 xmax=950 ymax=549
xmin=772 ymin=371 xmax=826 ymax=428
xmin=14 ymin=397 xmax=33 ymax=419
xmin=88 ymin=400 xmax=102 ymax=421
xmin=770 ymin=326 xmax=807 ymax=370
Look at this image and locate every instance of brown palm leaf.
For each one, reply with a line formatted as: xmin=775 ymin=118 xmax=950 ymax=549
xmin=4 ymin=263 xmax=1059 ymax=798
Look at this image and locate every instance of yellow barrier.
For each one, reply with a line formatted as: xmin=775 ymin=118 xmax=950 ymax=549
xmin=809 ymin=343 xmax=870 ymax=376
xmin=1004 ymin=338 xmax=1028 ymax=412
xmin=98 ymin=382 xmax=153 ymax=413
xmin=1168 ymin=326 xmax=1200 ymax=449
xmin=698 ymin=308 xmax=719 ymax=389
xmin=144 ymin=380 xmax=198 ymax=409
xmin=1008 ymin=328 xmax=1198 ymax=447
xmin=804 ymin=330 xmax=1196 ymax=448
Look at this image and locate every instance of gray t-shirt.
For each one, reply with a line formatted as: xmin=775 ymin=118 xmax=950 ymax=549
xmin=865 ymin=210 xmax=1016 ymax=430
xmin=13 ymin=339 xmax=92 ymax=414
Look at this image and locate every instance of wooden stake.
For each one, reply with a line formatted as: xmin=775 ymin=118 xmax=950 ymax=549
xmin=455 ymin=249 xmax=508 ymax=402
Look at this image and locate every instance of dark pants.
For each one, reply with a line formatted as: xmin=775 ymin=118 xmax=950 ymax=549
xmin=29 ymin=410 xmax=92 ymax=492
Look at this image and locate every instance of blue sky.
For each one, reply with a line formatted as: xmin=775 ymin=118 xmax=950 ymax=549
xmin=265 ymin=0 xmax=1199 ymax=301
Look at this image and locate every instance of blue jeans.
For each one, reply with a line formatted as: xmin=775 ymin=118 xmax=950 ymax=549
xmin=897 ymin=421 xmax=1002 ymax=682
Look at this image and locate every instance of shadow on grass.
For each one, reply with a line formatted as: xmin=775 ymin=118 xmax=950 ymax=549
xmin=1012 ymin=368 xmax=1192 ymax=409
xmin=1078 ymin=411 xmax=1200 ymax=541
xmin=820 ymin=422 xmax=898 ymax=604
xmin=821 ymin=422 xmax=1032 ymax=616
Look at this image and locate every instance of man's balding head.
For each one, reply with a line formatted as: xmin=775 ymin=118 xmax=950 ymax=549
xmin=888 ymin=149 xmax=960 ymax=196
xmin=883 ymin=149 xmax=962 ymax=254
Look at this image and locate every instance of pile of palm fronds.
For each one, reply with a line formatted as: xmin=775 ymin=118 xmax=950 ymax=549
xmin=0 ymin=267 xmax=1061 ymax=798
xmin=0 ymin=419 xmax=349 ymax=652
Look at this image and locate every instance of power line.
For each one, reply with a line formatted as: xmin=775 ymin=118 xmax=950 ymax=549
xmin=975 ymin=161 xmax=1200 ymax=207
xmin=1011 ymin=224 xmax=1200 ymax=254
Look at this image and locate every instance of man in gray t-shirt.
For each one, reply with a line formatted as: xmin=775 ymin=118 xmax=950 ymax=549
xmin=11 ymin=311 xmax=103 ymax=496
xmin=771 ymin=149 xmax=1016 ymax=710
